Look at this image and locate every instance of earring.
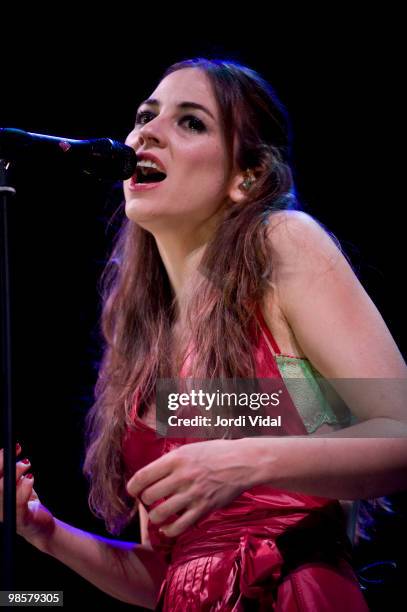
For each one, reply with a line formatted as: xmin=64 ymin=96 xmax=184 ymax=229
xmin=241 ymin=169 xmax=256 ymax=191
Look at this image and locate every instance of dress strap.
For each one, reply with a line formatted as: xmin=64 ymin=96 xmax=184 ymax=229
xmin=254 ymin=303 xmax=281 ymax=355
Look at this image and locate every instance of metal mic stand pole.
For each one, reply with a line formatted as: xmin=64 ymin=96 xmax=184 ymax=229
xmin=0 ymin=158 xmax=17 ymax=591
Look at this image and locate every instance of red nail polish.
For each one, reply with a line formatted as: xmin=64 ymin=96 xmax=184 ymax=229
xmin=25 ymin=473 xmax=33 ymax=479
xmin=21 ymin=458 xmax=30 ymax=464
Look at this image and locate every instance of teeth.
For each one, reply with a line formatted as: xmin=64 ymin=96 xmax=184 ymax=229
xmin=137 ymin=159 xmax=165 ymax=172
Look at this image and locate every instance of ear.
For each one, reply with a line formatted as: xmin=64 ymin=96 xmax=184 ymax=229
xmin=227 ymin=168 xmax=259 ymax=204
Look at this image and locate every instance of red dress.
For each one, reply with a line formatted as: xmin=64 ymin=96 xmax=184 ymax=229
xmin=122 ymin=305 xmax=369 ymax=611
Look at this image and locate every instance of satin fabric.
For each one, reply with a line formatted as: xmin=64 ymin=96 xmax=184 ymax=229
xmin=152 ymin=493 xmax=368 ymax=610
xmin=121 ymin=306 xmax=369 ymax=610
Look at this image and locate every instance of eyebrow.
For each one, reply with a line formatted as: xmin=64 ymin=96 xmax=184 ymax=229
xmin=138 ymin=98 xmax=215 ymax=121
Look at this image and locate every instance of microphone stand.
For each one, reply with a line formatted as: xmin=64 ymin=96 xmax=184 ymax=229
xmin=0 ymin=158 xmax=17 ymax=591
xmin=0 ymin=138 xmax=135 ymax=593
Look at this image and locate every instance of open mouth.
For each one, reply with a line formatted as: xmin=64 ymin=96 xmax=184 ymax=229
xmin=134 ymin=166 xmax=167 ymax=184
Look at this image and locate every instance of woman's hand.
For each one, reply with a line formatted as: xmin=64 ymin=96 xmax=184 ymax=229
xmin=0 ymin=445 xmax=56 ymax=551
xmin=126 ymin=438 xmax=254 ymax=537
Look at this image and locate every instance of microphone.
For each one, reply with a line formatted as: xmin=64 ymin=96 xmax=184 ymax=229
xmin=0 ymin=127 xmax=138 ymax=180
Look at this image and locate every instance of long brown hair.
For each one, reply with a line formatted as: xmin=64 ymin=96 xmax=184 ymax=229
xmin=83 ymin=57 xmax=302 ymax=534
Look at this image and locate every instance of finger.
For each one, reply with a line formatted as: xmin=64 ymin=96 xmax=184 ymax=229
xmin=0 ymin=460 xmax=31 ymax=496
xmin=127 ymin=456 xmax=173 ymax=498
xmin=29 ymin=488 xmax=39 ymax=502
xmin=140 ymin=475 xmax=179 ymax=506
xmin=149 ymin=492 xmax=191 ymax=524
xmin=16 ymin=475 xmax=35 ymax=529
xmin=16 ymin=460 xmax=31 ymax=482
xmin=17 ymin=473 xmax=35 ymax=508
xmin=0 ymin=444 xmax=23 ymax=477
xmin=159 ymin=506 xmax=203 ymax=538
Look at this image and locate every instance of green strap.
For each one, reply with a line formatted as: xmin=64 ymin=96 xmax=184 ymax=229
xmin=275 ymin=355 xmax=353 ymax=434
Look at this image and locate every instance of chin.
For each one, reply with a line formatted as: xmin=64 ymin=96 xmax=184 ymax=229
xmin=124 ymin=201 xmax=167 ymax=228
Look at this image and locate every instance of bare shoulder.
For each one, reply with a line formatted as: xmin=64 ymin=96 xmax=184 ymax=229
xmin=264 ymin=209 xmax=407 ymax=381
xmin=260 ymin=210 xmax=341 ymax=358
xmin=263 ymin=209 xmax=347 ymax=316
xmin=265 ymin=209 xmax=343 ymax=267
xmin=265 ymin=209 xmax=314 ymax=240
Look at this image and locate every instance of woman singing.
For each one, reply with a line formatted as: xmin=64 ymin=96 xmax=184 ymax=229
xmin=2 ymin=57 xmax=407 ymax=610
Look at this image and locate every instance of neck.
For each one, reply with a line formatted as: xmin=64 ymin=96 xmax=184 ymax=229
xmin=152 ymin=210 xmax=224 ymax=314
xmin=154 ymin=232 xmax=207 ymax=313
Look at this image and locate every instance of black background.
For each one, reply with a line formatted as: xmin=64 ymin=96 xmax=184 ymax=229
xmin=1 ymin=10 xmax=405 ymax=611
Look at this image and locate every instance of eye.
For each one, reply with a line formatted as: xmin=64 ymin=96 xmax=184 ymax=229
xmin=135 ymin=110 xmax=156 ymax=125
xmin=134 ymin=111 xmax=206 ymax=134
xmin=179 ymin=115 xmax=206 ymax=133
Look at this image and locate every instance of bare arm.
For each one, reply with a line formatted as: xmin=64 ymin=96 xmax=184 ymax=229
xmin=244 ymin=210 xmax=407 ymax=499
xmin=32 ymin=503 xmax=167 ymax=609
xmin=239 ymin=433 xmax=407 ymax=500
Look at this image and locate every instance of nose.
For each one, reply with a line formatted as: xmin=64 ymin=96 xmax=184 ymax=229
xmin=136 ymin=119 xmax=166 ymax=149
